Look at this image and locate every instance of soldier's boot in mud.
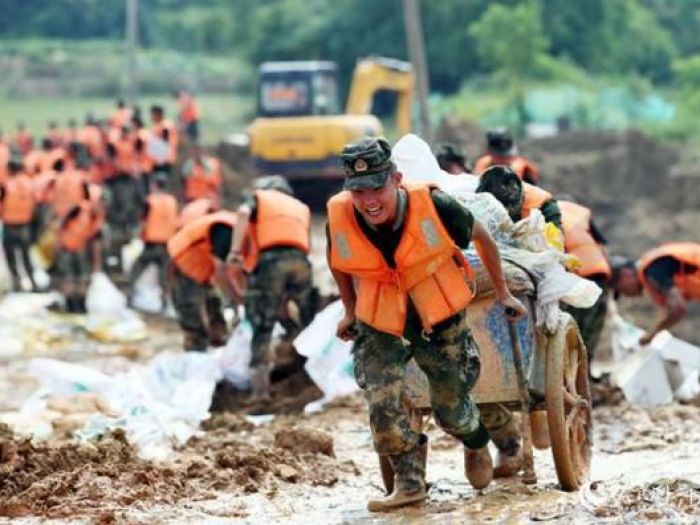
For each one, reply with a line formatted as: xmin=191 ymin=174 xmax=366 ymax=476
xmin=74 ymin=295 xmax=88 ymax=314
xmin=249 ymin=364 xmax=271 ymax=402
xmin=380 ymin=434 xmax=428 ymax=495
xmin=493 ymin=446 xmax=523 ymax=478
xmin=464 ymin=445 xmax=493 ymax=489
xmin=368 ymin=444 xmax=427 ymax=512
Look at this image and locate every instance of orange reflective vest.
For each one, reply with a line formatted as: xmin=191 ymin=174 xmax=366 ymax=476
xmin=184 ymin=157 xmax=222 ymax=202
xmin=59 ymin=201 xmax=93 ymax=252
xmin=474 ymin=154 xmax=540 ymax=184
xmin=113 ymin=138 xmax=137 ymax=176
xmin=2 ymin=174 xmax=36 ymax=225
xmin=53 ymin=170 xmax=87 ymax=218
xmin=32 ymin=171 xmax=57 ymax=204
xmin=142 ymin=193 xmax=179 ymax=244
xmin=77 ymin=126 xmax=104 ymax=159
xmin=23 ymin=150 xmax=45 ymax=176
xmin=638 ymin=243 xmax=700 ymax=305
xmin=559 ymin=200 xmax=611 ymax=279
xmin=328 ymin=184 xmax=475 ymax=337
xmin=521 ymin=183 xmax=552 ymax=219
xmin=167 ymin=211 xmax=237 ymax=284
xmin=179 ymin=94 xmax=201 ymax=124
xmin=110 ymin=108 xmax=132 ymax=129
xmin=178 ymin=198 xmax=216 ymax=229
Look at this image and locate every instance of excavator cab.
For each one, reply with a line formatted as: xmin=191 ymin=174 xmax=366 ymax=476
xmin=258 ymin=61 xmax=340 ymax=118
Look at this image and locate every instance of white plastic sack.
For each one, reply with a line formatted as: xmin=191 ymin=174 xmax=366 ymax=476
xmin=217 ymin=314 xmax=253 ymax=390
xmin=131 ymin=265 xmax=164 ymax=313
xmin=121 ymin=238 xmax=144 ymax=275
xmin=147 ymin=136 xmax=169 ymax=164
xmin=294 ymin=300 xmax=357 ymax=413
xmin=86 ymin=272 xmax=127 ymax=315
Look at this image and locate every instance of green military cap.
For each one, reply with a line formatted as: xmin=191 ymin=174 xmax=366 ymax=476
xmin=340 ymin=137 xmax=396 ymax=191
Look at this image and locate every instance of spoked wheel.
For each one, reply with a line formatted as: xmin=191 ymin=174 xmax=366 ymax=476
xmin=545 ymin=313 xmax=592 ymax=491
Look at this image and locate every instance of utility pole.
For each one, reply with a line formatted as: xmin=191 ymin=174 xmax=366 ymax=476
xmin=126 ymin=0 xmax=139 ymax=105
xmin=402 ymin=0 xmax=431 ymax=142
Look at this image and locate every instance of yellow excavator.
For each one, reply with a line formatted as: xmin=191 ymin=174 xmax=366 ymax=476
xmin=247 ymin=57 xmax=414 ymax=196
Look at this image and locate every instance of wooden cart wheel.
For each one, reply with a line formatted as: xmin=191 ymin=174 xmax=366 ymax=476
xmin=545 ymin=313 xmax=592 ymax=491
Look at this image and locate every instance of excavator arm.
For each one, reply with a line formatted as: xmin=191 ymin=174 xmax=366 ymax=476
xmin=345 ymin=57 xmax=415 ymax=136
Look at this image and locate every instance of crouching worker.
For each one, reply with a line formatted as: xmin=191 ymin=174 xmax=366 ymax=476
xmin=167 ymin=210 xmax=244 ymax=352
xmin=327 ymin=138 xmax=526 ymax=511
xmin=228 ymin=175 xmax=315 ymax=402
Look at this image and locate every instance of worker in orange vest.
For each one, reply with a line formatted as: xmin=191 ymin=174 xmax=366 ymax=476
xmin=109 ymin=99 xmax=133 ymax=130
xmin=130 ymin=115 xmax=155 ymax=194
xmin=1 ymin=154 xmax=38 ymax=291
xmin=474 ymin=128 xmax=541 ymax=185
xmin=86 ymin=182 xmax=108 ymax=277
xmin=182 ymin=146 xmax=222 ymax=204
xmin=127 ymin=174 xmax=179 ymax=311
xmin=150 ymin=105 xmax=178 ymax=176
xmin=50 ymin=155 xmax=90 ymax=219
xmin=53 ymin=195 xmax=96 ymax=313
xmin=13 ymin=123 xmax=34 ymax=156
xmin=611 ymin=243 xmax=700 ymax=346
xmin=326 ymin=138 xmax=526 ymax=511
xmin=559 ymin=199 xmax=611 ymax=362
xmin=167 ymin=210 xmax=244 ymax=352
xmin=176 ymin=90 xmax=201 ymax=143
xmin=228 ymin=175 xmax=316 ymax=402
xmin=476 ymin=165 xmax=562 ymax=228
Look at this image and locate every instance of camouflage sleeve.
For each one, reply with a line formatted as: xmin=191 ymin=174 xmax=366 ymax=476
xmin=540 ymin=199 xmax=563 ymax=229
xmin=430 ymin=189 xmax=474 ymax=249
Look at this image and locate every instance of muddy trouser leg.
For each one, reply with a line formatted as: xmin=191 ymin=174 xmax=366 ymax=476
xmin=171 ymin=268 xmax=209 ymax=351
xmin=245 ymin=259 xmax=287 ymax=368
xmin=353 ymin=322 xmax=426 ymax=493
xmin=481 ymin=405 xmax=521 ymax=454
xmin=411 ymin=311 xmax=489 ymax=451
xmin=72 ymin=250 xmax=90 ymax=309
xmin=205 ymin=289 xmax=228 ymax=346
xmin=280 ymin=256 xmax=315 ymax=340
xmin=563 ymin=287 xmax=608 ymax=364
xmin=127 ymin=244 xmax=155 ymax=294
xmin=17 ymin=227 xmax=36 ymax=288
xmin=154 ymin=245 xmax=170 ymax=300
xmin=2 ymin=229 xmax=21 ymax=286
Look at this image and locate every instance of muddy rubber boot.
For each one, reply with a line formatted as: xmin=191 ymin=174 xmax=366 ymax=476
xmin=464 ymin=445 xmax=493 ymax=489
xmin=493 ymin=446 xmax=523 ymax=478
xmin=249 ymin=364 xmax=271 ymax=402
xmin=368 ymin=447 xmax=427 ymax=512
xmin=75 ymin=295 xmax=88 ymax=314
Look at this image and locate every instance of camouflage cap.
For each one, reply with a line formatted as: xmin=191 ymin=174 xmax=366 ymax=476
xmin=340 ymin=137 xmax=396 ymax=191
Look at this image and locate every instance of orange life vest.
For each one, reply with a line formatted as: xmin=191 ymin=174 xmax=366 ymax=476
xmin=167 ymin=211 xmax=238 ymax=284
xmin=521 ymin=183 xmax=552 ymax=219
xmin=32 ymin=171 xmax=57 ymax=204
xmin=59 ymin=201 xmax=93 ymax=252
xmin=110 ymin=108 xmax=132 ymax=129
xmin=53 ymin=170 xmax=87 ymax=218
xmin=638 ymin=243 xmax=700 ymax=305
xmin=559 ymin=200 xmax=611 ymax=279
xmin=179 ymin=94 xmax=201 ymax=124
xmin=23 ymin=150 xmax=45 ymax=176
xmin=142 ymin=193 xmax=179 ymax=244
xmin=474 ymin=154 xmax=540 ymax=184
xmin=113 ymin=137 xmax=137 ymax=175
xmin=178 ymin=198 xmax=216 ymax=229
xmin=185 ymin=157 xmax=222 ymax=202
xmin=2 ymin=174 xmax=36 ymax=225
xmin=15 ymin=131 xmax=33 ymax=155
xmin=77 ymin=126 xmax=104 ymax=159
xmin=328 ymin=184 xmax=475 ymax=337
xmin=251 ymin=189 xmax=310 ymax=252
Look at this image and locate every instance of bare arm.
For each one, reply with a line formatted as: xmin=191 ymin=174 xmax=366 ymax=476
xmin=640 ymin=287 xmax=687 ymax=345
xmin=328 ymin=249 xmax=358 ymax=340
xmin=211 ymin=259 xmax=245 ymax=304
xmin=230 ymin=204 xmax=250 ymax=256
xmin=471 ymin=220 xmax=526 ymax=320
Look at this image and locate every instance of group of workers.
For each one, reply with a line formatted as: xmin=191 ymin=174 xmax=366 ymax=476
xmin=326 ymin=131 xmax=700 ymax=512
xmin=2 ymin=104 xmax=698 ymax=512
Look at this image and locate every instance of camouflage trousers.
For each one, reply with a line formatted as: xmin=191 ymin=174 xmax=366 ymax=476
xmin=171 ymin=266 xmax=227 ymax=352
xmin=128 ymin=243 xmax=170 ymax=301
xmin=3 ymin=224 xmax=35 ymax=287
xmin=563 ymin=285 xmax=609 ymax=364
xmin=53 ymin=248 xmax=89 ymax=296
xmin=353 ymin=309 xmax=489 ymax=493
xmin=244 ymin=248 xmax=314 ymax=368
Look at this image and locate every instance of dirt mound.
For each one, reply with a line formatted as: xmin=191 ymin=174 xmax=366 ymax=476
xmin=0 ymin=421 xmax=357 ymax=519
xmin=274 ymin=427 xmax=335 ymax=457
